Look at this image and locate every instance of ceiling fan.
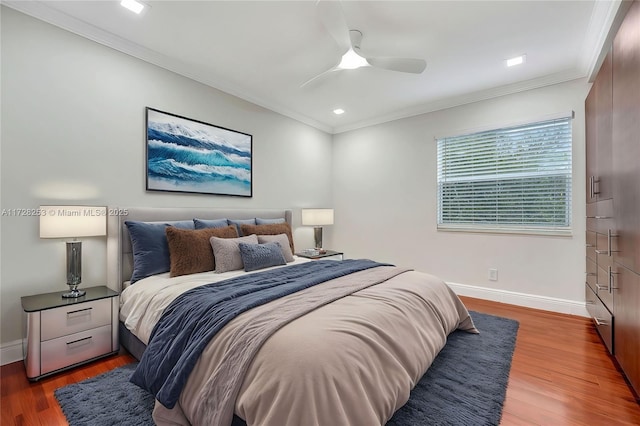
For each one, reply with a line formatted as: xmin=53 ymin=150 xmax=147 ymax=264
xmin=302 ymin=0 xmax=427 ymax=87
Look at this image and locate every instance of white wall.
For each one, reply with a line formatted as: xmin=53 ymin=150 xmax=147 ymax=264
xmin=0 ymin=6 xmax=592 ymax=362
xmin=332 ymin=79 xmax=590 ymax=312
xmin=0 ymin=7 xmax=333 ymax=349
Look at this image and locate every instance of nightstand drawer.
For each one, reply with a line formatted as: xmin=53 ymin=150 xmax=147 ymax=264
xmin=40 ymin=324 xmax=113 ymax=375
xmin=41 ymin=299 xmax=111 ymax=341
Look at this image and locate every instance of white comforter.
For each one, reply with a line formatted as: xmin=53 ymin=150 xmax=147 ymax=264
xmin=120 ymin=259 xmax=477 ymax=426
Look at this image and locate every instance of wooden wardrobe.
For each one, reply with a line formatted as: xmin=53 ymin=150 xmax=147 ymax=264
xmin=585 ymin=0 xmax=640 ymax=400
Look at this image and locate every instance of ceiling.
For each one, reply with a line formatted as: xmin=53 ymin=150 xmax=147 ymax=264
xmin=4 ymin=1 xmax=622 ymax=134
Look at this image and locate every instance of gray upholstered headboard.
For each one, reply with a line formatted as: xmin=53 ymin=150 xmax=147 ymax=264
xmin=106 ymin=207 xmax=293 ymax=291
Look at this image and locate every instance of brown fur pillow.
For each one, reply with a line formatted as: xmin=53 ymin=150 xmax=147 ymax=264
xmin=240 ymin=223 xmax=295 ymax=253
xmin=166 ymin=225 xmax=238 ymax=277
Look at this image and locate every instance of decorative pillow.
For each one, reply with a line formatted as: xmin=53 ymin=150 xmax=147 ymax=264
xmin=193 ymin=218 xmax=229 ymax=230
xmin=166 ymin=225 xmax=238 ymax=277
xmin=227 ymin=218 xmax=257 ymax=236
xmin=256 ymin=217 xmax=286 ymax=225
xmin=125 ymin=220 xmax=194 ymax=283
xmin=238 ymin=242 xmax=287 ymax=272
xmin=257 ymin=234 xmax=295 ymax=262
xmin=240 ymin=223 xmax=295 ymax=253
xmin=210 ymin=234 xmax=259 ymax=273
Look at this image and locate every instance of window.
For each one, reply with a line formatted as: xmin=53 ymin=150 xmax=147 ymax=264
xmin=437 ymin=116 xmax=572 ymax=235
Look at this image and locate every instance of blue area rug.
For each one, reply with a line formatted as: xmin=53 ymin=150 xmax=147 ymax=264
xmin=55 ymin=311 xmax=518 ymax=426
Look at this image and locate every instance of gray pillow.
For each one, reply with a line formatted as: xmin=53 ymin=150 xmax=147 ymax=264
xmin=238 ymin=242 xmax=287 ymax=272
xmin=193 ymin=218 xmax=229 ymax=229
xmin=210 ymin=234 xmax=259 ymax=273
xmin=227 ymin=218 xmax=257 ymax=236
xmin=125 ymin=220 xmax=195 ymax=283
xmin=256 ymin=217 xmax=286 ymax=225
xmin=257 ymin=233 xmax=294 ymax=262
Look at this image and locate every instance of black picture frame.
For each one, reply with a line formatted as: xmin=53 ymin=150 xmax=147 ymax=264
xmin=145 ymin=107 xmax=253 ymax=197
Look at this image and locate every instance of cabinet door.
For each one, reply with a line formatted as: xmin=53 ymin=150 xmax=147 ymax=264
xmin=613 ymin=265 xmax=640 ymax=396
xmin=585 ymin=86 xmax=597 ymax=203
xmin=612 ymin=0 xmax=640 ymax=272
xmin=586 ymin=51 xmax=613 ymax=202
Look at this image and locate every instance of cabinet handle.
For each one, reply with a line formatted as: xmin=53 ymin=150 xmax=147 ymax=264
xmin=596 ymin=249 xmax=619 ymax=255
xmin=608 ymin=266 xmax=619 ymax=293
xmin=585 ymin=272 xmax=596 ymax=276
xmin=590 ymin=176 xmax=594 ymax=199
xmin=595 ymin=283 xmax=608 ymax=292
xmin=594 ymin=317 xmax=608 ymax=327
xmin=607 ymin=229 xmax=619 ymax=257
xmin=67 ymin=307 xmax=92 ymax=316
xmin=593 ymin=176 xmax=600 ymax=196
xmin=586 ymin=216 xmax=611 ymax=219
xmin=66 ymin=336 xmax=92 ymax=346
xmin=586 ymin=243 xmax=595 ymax=248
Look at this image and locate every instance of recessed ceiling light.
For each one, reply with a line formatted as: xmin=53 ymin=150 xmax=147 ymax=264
xmin=333 ymin=108 xmax=345 ymax=115
xmin=506 ymin=55 xmax=526 ymax=67
xmin=121 ymin=0 xmax=145 ymax=14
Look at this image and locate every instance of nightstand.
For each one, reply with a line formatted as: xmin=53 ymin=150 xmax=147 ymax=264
xmin=21 ymin=286 xmax=119 ymax=381
xmin=296 ymin=250 xmax=344 ymax=261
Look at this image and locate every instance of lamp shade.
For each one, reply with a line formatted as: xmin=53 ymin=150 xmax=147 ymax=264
xmin=301 ymin=209 xmax=334 ymax=226
xmin=39 ymin=206 xmax=107 ymax=238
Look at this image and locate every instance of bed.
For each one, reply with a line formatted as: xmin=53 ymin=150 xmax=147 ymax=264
xmin=107 ymin=207 xmax=477 ymax=426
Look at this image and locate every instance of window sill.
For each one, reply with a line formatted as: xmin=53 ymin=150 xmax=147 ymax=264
xmin=437 ymin=225 xmax=572 ymax=237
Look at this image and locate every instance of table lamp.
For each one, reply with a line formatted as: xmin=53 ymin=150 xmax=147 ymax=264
xmin=39 ymin=206 xmax=107 ymax=298
xmin=301 ymin=208 xmax=334 ymax=249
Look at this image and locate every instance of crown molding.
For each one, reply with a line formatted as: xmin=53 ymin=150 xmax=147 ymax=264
xmin=2 ymin=0 xmax=614 ymax=136
xmin=332 ymin=69 xmax=586 ymax=134
xmin=1 ymin=0 xmax=333 ymax=134
xmin=580 ymin=0 xmax=631 ymax=82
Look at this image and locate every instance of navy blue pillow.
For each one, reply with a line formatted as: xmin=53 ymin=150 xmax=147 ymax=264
xmin=238 ymin=241 xmax=287 ymax=272
xmin=227 ymin=218 xmax=256 ymax=236
xmin=125 ymin=220 xmax=194 ymax=283
xmin=193 ymin=218 xmax=229 ymax=230
xmin=255 ymin=217 xmax=286 ymax=225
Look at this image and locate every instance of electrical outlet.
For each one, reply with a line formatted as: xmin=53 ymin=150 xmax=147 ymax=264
xmin=488 ymin=268 xmax=498 ymax=281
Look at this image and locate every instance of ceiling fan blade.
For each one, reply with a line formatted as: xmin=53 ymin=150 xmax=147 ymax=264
xmin=365 ymin=57 xmax=427 ymax=74
xmin=315 ymin=0 xmax=352 ymax=52
xmin=301 ymin=65 xmax=340 ymax=88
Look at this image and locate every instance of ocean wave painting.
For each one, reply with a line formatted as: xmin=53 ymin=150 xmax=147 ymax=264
xmin=146 ymin=108 xmax=252 ymax=197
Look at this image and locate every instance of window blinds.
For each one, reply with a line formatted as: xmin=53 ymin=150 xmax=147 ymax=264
xmin=437 ymin=116 xmax=572 ymax=234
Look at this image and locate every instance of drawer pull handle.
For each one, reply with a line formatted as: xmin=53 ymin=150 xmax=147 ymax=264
xmin=586 ymin=216 xmax=610 ymax=219
xmin=585 ymin=272 xmax=596 ymax=276
xmin=595 ymin=283 xmax=608 ymax=292
xmin=594 ymin=318 xmax=608 ymax=327
xmin=586 ymin=244 xmax=594 ymax=248
xmin=589 ymin=176 xmax=600 ymax=199
xmin=67 ymin=307 xmax=92 ymax=316
xmin=595 ymin=249 xmax=619 ymax=255
xmin=609 ymin=266 xmax=619 ymax=293
xmin=66 ymin=336 xmax=92 ymax=346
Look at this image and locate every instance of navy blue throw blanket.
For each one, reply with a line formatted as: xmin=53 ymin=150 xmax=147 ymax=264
xmin=130 ymin=259 xmax=389 ymax=408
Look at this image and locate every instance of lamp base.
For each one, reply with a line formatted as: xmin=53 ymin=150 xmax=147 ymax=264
xmin=63 ymin=240 xmax=83 ymax=298
xmin=62 ymin=288 xmax=86 ymax=298
xmin=313 ymin=227 xmax=323 ymax=249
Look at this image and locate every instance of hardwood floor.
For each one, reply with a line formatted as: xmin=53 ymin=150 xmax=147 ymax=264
xmin=1 ymin=297 xmax=639 ymax=425
xmin=461 ymin=296 xmax=640 ymax=426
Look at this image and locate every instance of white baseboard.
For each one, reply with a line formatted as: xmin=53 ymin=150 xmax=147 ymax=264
xmin=0 ymin=339 xmax=23 ymax=366
xmin=447 ymin=281 xmax=589 ymax=318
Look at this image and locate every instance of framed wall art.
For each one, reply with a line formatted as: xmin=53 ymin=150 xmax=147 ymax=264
xmin=145 ymin=107 xmax=252 ymax=197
